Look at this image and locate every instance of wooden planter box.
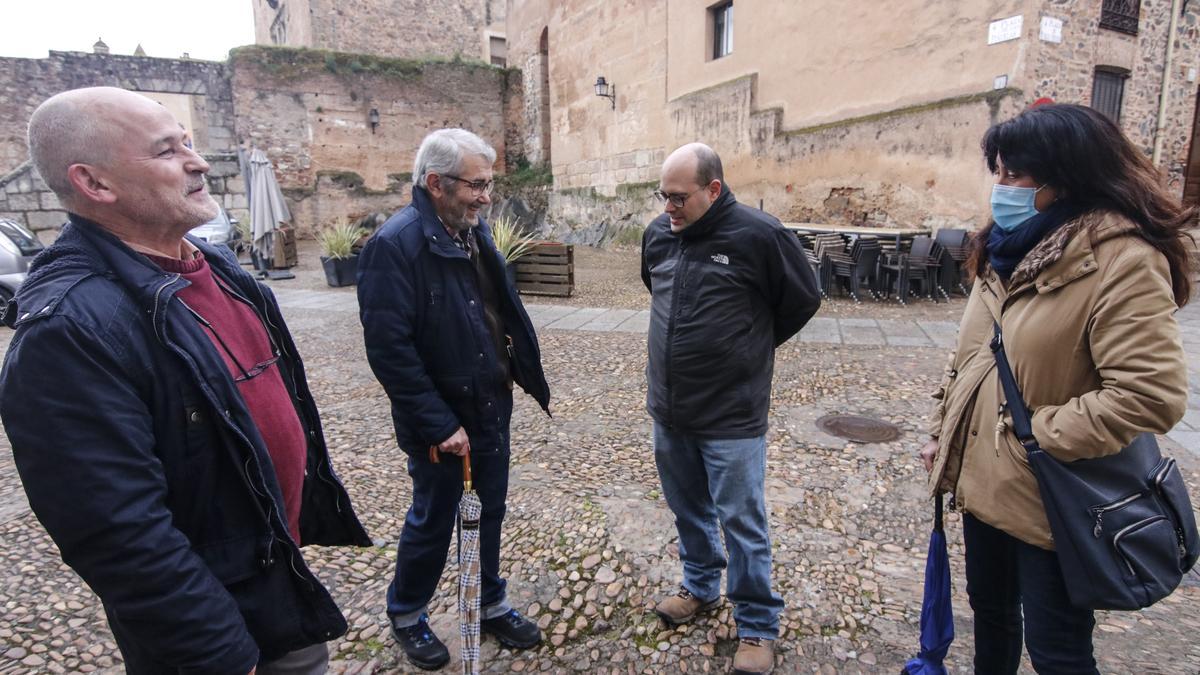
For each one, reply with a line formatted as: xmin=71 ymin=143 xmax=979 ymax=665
xmin=515 ymin=242 xmax=574 ymax=297
xmin=272 ymin=226 xmax=298 ymax=269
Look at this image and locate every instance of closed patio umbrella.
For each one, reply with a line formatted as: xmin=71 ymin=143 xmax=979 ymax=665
xmin=248 ymin=148 xmax=292 ymax=278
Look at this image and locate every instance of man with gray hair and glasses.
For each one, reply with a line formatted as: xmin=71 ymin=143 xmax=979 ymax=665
xmin=358 ymin=128 xmax=551 ymax=670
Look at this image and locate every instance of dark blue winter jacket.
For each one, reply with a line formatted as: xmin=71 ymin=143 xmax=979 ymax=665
xmin=0 ymin=217 xmax=370 ymax=674
xmin=357 ymin=187 xmax=550 ymax=456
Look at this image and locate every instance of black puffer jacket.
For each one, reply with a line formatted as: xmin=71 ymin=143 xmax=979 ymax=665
xmin=641 ymin=187 xmax=820 ymax=437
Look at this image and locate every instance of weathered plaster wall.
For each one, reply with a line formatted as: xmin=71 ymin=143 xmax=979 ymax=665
xmin=507 ymin=0 xmax=1200 ymax=236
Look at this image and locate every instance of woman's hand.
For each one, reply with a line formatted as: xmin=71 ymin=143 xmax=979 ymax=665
xmin=919 ymin=438 xmax=939 ymax=473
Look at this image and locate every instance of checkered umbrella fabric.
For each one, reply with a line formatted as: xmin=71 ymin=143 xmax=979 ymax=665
xmin=458 ymin=488 xmax=482 ymax=675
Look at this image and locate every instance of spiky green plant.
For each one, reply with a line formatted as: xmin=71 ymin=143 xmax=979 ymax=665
xmin=490 ymin=214 xmax=538 ymax=264
xmin=316 ymin=220 xmax=366 ymax=260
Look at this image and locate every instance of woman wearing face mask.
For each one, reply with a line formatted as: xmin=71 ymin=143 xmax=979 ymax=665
xmin=918 ymin=103 xmax=1194 ymax=673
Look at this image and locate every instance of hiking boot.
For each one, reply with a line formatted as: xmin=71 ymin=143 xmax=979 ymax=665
xmin=481 ymin=609 xmax=542 ymax=649
xmin=654 ymin=587 xmax=721 ymax=626
xmin=731 ymin=638 xmax=775 ymax=674
xmin=390 ymin=614 xmax=450 ymax=670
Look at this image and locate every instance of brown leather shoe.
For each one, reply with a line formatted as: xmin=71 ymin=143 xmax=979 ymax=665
xmin=653 ymin=587 xmax=721 ymax=625
xmin=731 ymin=638 xmax=774 ymax=674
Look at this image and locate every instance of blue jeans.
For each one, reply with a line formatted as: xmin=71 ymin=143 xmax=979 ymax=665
xmin=386 ymin=448 xmax=512 ymax=627
xmin=653 ymin=423 xmax=783 ymax=639
xmin=963 ymin=513 xmax=1098 ymax=674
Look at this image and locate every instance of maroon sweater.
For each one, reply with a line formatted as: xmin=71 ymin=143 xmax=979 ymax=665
xmin=150 ymin=253 xmax=306 ymax=543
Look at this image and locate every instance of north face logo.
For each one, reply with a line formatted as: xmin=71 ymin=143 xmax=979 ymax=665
xmin=711 ymin=254 xmax=729 ymax=265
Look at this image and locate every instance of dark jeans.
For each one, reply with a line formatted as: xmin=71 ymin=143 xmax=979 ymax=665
xmin=386 ymin=444 xmax=511 ymax=626
xmin=963 ymin=513 xmax=1099 ymax=674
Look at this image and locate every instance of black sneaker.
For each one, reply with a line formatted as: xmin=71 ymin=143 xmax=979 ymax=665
xmin=480 ymin=609 xmax=542 ymax=649
xmin=390 ymin=614 xmax=450 ymax=670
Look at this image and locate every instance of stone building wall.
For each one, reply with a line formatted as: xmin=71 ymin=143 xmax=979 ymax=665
xmin=0 ymin=51 xmax=236 ymax=177
xmin=230 ymin=46 xmax=516 ymax=234
xmin=252 ymin=0 xmax=507 ymax=63
xmin=506 ymin=0 xmax=1200 ymax=237
xmin=0 ymin=153 xmax=247 ymax=239
xmin=1026 ymin=0 xmax=1200 ymax=193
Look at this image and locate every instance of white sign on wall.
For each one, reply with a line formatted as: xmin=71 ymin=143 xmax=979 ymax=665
xmin=1040 ymin=16 xmax=1064 ymax=43
xmin=988 ymin=15 xmax=1024 ymax=45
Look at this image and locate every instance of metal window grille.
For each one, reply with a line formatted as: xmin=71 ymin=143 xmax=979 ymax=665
xmin=712 ymin=2 xmax=733 ymax=59
xmin=1091 ymin=69 xmax=1127 ymax=123
xmin=1100 ymin=0 xmax=1140 ymax=35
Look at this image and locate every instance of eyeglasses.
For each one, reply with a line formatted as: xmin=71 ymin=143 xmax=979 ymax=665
xmin=442 ymin=175 xmax=495 ymax=196
xmin=183 ymin=277 xmax=283 ymax=384
xmin=653 ymin=187 xmax=704 ymax=208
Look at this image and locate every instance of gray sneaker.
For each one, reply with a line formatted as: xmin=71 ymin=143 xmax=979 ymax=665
xmin=654 ymin=587 xmax=721 ymax=626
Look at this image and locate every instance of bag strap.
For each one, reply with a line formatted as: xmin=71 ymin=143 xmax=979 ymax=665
xmin=990 ymin=323 xmax=1040 ymax=457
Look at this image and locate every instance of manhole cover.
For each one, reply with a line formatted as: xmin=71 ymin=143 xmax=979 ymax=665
xmin=815 ymin=414 xmax=901 ymax=443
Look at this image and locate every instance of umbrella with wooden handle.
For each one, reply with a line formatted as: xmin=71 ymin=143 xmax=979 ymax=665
xmin=430 ymin=446 xmax=482 ymax=675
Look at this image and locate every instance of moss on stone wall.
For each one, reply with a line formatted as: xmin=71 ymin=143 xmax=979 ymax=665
xmin=495 ymin=160 xmax=552 ymax=191
xmin=229 ymin=45 xmax=498 ymax=82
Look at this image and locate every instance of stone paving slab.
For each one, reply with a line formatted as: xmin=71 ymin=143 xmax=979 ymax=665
xmin=839 ymin=319 xmax=885 ymax=346
xmin=612 ymin=310 xmax=652 ymax=333
xmin=579 ymin=308 xmax=638 ymax=332
xmin=798 ymin=317 xmax=841 ymax=344
xmin=543 ymin=307 xmax=607 ymax=330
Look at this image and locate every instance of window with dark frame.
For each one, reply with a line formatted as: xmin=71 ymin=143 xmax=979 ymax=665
xmin=489 ymin=36 xmax=507 ymax=67
xmin=1100 ymin=0 xmax=1140 ymax=35
xmin=1091 ymin=67 xmax=1129 ymax=123
xmin=711 ymin=2 xmax=733 ymax=60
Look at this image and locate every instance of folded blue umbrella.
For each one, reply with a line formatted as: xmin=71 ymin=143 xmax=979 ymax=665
xmin=904 ymin=493 xmax=954 ymax=674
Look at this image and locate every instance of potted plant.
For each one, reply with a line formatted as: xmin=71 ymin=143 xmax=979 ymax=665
xmin=489 ymin=214 xmax=538 ymax=286
xmin=317 ymin=220 xmax=367 ymax=287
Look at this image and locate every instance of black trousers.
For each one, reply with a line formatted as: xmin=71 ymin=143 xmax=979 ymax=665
xmin=963 ymin=513 xmax=1099 ymax=675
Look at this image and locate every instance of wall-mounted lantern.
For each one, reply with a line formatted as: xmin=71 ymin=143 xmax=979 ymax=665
xmin=368 ymin=108 xmax=380 ymax=134
xmin=594 ymin=76 xmax=616 ymax=110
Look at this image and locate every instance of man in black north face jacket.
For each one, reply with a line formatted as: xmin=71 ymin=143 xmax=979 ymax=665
xmin=641 ymin=143 xmax=819 ymax=675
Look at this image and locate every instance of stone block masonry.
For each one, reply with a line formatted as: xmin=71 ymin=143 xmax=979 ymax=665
xmin=230 ymin=46 xmax=521 ymax=232
xmin=0 ymin=51 xmax=236 ymax=177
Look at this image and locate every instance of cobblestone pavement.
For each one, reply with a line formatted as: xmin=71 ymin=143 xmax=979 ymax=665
xmin=1 ymin=285 xmax=1198 ymax=674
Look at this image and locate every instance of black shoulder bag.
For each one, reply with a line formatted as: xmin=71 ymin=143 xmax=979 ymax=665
xmin=991 ymin=324 xmax=1200 ymax=610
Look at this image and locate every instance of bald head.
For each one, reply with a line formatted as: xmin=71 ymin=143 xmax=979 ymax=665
xmin=27 ymin=87 xmax=162 ymax=205
xmin=658 ymin=143 xmax=725 ymax=232
xmin=663 ymin=143 xmax=724 ymax=188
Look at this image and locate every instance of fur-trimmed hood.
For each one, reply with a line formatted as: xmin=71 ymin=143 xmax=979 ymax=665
xmin=1006 ymin=210 xmax=1139 ymax=288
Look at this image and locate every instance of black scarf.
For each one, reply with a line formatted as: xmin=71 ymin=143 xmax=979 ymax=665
xmin=987 ymin=199 xmax=1084 ymax=281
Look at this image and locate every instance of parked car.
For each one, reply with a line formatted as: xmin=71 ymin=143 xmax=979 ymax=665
xmin=189 ymin=207 xmax=243 ymax=252
xmin=0 ymin=218 xmax=44 ymax=304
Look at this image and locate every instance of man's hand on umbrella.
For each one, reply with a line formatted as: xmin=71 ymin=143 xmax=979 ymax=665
xmin=437 ymin=427 xmax=471 ymax=457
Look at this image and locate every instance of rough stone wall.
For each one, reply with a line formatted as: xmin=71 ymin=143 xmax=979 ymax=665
xmin=1028 ymin=0 xmax=1200 ymax=193
xmin=0 ymin=153 xmax=247 ymax=238
xmin=254 ymin=0 xmax=503 ymax=62
xmin=0 ymin=51 xmax=236 ymax=177
xmin=230 ymin=46 xmax=513 ymax=233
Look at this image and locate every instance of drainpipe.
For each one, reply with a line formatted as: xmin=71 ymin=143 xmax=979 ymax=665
xmin=1152 ymin=0 xmax=1183 ymax=166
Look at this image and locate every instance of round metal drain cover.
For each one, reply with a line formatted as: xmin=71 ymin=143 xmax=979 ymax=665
xmin=815 ymin=414 xmax=901 ymax=443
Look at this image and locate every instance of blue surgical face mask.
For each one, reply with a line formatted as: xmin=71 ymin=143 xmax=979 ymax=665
xmin=990 ymin=183 xmax=1045 ymax=231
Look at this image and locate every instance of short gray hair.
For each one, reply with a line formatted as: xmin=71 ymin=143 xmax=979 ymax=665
xmin=413 ymin=128 xmax=496 ymax=188
xmin=27 ymin=88 xmax=117 ymax=205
